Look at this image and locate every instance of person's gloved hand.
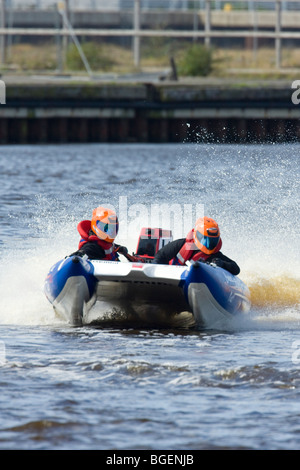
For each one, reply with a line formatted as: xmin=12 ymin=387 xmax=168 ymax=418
xmin=117 ymin=245 xmax=128 ymax=255
xmin=210 ymin=258 xmax=224 ymax=268
xmin=67 ymin=250 xmax=85 ymax=258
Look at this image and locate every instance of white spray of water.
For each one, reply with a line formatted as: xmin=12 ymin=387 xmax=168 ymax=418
xmin=0 ymin=195 xmax=79 ymax=325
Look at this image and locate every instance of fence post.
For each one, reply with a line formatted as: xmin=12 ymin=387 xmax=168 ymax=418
xmin=55 ymin=4 xmax=63 ymax=72
xmin=205 ymin=0 xmax=211 ymax=47
xmin=63 ymin=0 xmax=70 ymax=67
xmin=275 ymin=0 xmax=282 ymax=68
xmin=0 ymin=0 xmax=5 ymax=66
xmin=133 ymin=0 xmax=141 ymax=67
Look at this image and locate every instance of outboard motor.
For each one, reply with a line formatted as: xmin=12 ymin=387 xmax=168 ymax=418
xmin=135 ymin=227 xmax=173 ymax=262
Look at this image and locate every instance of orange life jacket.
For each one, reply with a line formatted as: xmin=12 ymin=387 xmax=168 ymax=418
xmin=170 ymin=229 xmax=222 ymax=266
xmin=77 ymin=220 xmax=118 ymax=261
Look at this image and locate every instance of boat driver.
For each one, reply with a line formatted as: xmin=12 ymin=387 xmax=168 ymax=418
xmin=152 ymin=216 xmax=240 ymax=275
xmin=70 ymin=206 xmax=128 ymax=261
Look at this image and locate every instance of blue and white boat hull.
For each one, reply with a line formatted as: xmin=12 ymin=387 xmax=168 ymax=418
xmin=44 ymin=256 xmax=97 ymax=325
xmin=183 ymin=261 xmax=251 ymax=328
xmin=44 ymin=256 xmax=251 ymax=329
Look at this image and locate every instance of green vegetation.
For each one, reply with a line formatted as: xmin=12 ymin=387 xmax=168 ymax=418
xmin=177 ymin=44 xmax=213 ymax=77
xmin=66 ymin=41 xmax=115 ymax=72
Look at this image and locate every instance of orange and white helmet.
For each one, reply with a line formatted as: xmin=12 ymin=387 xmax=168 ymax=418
xmin=91 ymin=207 xmax=119 ymax=243
xmin=193 ymin=217 xmax=220 ymax=255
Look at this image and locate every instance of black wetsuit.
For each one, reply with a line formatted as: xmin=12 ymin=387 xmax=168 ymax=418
xmin=70 ymin=242 xmax=111 ymax=260
xmin=153 ymin=238 xmax=240 ymax=275
xmin=70 ymin=230 xmax=127 ymax=260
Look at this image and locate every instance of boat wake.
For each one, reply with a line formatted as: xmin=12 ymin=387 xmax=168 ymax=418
xmin=247 ymin=274 xmax=300 ymax=309
xmin=232 ymin=271 xmax=300 ymax=331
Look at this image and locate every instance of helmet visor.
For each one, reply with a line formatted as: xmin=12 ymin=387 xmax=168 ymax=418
xmin=195 ymin=230 xmax=219 ymax=252
xmin=96 ymin=219 xmax=119 ymax=239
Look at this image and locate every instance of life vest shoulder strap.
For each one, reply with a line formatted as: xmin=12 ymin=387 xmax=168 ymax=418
xmin=175 ymin=230 xmax=203 ymax=265
xmin=174 ymin=229 xmax=222 ymax=265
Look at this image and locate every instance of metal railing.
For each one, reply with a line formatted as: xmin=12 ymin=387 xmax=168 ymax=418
xmin=4 ymin=0 xmax=300 ymax=11
xmin=0 ymin=0 xmax=299 ymax=70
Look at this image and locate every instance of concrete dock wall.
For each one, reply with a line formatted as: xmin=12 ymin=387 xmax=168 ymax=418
xmin=0 ymin=80 xmax=299 ymax=144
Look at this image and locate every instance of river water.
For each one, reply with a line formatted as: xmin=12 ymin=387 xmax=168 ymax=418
xmin=0 ymin=142 xmax=299 ymax=451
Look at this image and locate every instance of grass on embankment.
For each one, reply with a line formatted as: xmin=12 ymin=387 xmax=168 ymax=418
xmin=2 ymin=39 xmax=300 ymax=80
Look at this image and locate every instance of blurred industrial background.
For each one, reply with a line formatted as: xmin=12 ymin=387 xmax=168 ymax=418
xmin=0 ymin=1 xmax=299 ymax=144
xmin=1 ymin=0 xmax=300 ymax=73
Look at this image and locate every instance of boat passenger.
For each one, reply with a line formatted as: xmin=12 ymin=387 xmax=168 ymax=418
xmin=152 ymin=216 xmax=240 ymax=275
xmin=69 ymin=206 xmax=128 ymax=261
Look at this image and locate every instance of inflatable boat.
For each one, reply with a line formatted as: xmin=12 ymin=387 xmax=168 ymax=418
xmin=44 ymin=228 xmax=251 ymax=329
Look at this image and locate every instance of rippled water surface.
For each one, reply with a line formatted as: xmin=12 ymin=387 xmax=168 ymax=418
xmin=0 ymin=143 xmax=299 ymax=450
